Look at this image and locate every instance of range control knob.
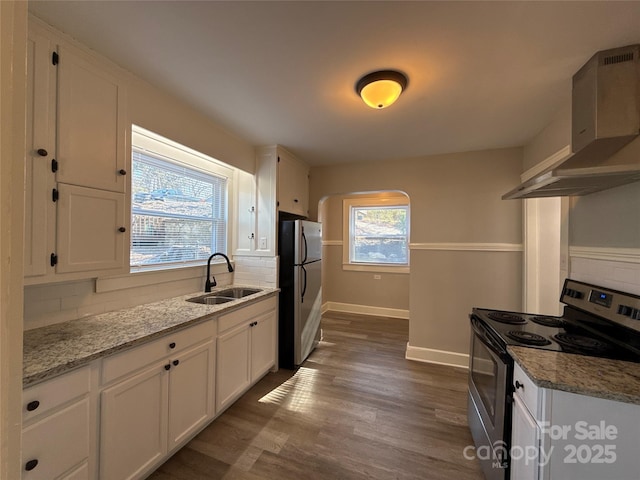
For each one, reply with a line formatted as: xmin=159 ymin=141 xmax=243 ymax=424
xmin=565 ymin=288 xmax=583 ymax=299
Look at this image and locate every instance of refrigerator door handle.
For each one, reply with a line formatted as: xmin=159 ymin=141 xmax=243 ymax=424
xmin=301 ymin=231 xmax=308 ymax=264
xmin=300 ymin=265 xmax=307 ymax=303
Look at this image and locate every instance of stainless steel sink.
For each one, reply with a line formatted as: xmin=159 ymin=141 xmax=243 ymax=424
xmin=186 ymin=288 xmax=261 ymax=305
xmin=186 ymin=295 xmax=235 ymax=305
xmin=214 ymin=287 xmax=262 ymax=298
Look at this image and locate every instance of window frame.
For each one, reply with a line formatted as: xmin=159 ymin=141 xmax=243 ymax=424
xmin=342 ymin=195 xmax=410 ymax=274
xmin=130 ymin=125 xmax=235 ymax=273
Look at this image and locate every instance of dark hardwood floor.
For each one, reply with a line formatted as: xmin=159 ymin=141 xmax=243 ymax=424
xmin=148 ymin=312 xmax=485 ymax=479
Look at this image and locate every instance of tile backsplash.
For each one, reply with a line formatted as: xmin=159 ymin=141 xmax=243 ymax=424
xmin=23 ymin=255 xmax=279 ymax=331
xmin=570 ymin=256 xmax=640 ymax=296
xmin=232 ymin=255 xmax=279 ymax=288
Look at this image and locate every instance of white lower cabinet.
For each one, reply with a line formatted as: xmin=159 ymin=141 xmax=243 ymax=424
xmin=168 ymin=341 xmax=215 ymax=448
xmin=217 ymin=322 xmax=251 ymax=411
xmin=511 ymin=361 xmax=640 ymax=480
xmin=22 ymin=366 xmax=92 ymax=480
xmin=99 ymin=320 xmax=215 ymax=480
xmin=511 ymin=393 xmax=540 ymax=480
xmin=250 ymin=309 xmax=277 ymax=380
xmin=216 ymin=297 xmax=277 ymax=412
xmin=100 ymin=362 xmax=168 ymax=480
xmin=24 ymin=295 xmax=278 ymax=480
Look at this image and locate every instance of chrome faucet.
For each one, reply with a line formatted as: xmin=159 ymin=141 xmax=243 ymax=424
xmin=205 ymin=252 xmax=234 ymax=292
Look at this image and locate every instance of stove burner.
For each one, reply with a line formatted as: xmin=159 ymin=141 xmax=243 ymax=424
xmin=552 ymin=333 xmax=612 ymax=354
xmin=487 ymin=312 xmax=527 ymax=324
xmin=507 ymin=331 xmax=552 ymax=346
xmin=530 ymin=316 xmax=566 ymax=328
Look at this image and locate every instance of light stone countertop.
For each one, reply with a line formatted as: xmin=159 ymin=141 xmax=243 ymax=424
xmin=508 ymin=346 xmax=640 ymax=406
xmin=23 ymin=286 xmax=278 ymax=388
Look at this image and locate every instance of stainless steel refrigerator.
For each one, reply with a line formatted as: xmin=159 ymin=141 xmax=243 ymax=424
xmin=278 ymin=219 xmax=322 ymax=369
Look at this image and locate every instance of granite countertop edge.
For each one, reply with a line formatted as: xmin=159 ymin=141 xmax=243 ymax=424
xmin=508 ymin=346 xmax=640 ymax=406
xmin=23 ymin=286 xmax=278 ymax=388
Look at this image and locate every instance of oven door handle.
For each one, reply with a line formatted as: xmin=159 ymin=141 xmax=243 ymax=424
xmin=470 ymin=314 xmax=510 ymax=362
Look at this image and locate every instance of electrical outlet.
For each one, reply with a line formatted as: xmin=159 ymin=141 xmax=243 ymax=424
xmin=259 ymin=237 xmax=267 ymax=249
xmin=374 ymin=274 xmax=381 ymax=280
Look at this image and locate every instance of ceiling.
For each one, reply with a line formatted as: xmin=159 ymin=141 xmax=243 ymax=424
xmin=28 ymin=1 xmax=640 ymax=166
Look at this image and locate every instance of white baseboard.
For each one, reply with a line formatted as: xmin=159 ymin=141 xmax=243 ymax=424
xmin=322 ymin=301 xmax=409 ymax=319
xmin=405 ymin=343 xmax=469 ymax=369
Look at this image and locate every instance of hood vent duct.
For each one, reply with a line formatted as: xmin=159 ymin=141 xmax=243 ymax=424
xmin=503 ymin=44 xmax=640 ymax=200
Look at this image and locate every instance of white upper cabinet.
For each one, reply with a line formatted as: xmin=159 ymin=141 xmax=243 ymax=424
xmin=24 ymin=27 xmax=56 ymax=277
xmin=56 ymin=44 xmax=127 ymax=193
xmin=277 ymin=147 xmax=309 ymax=218
xmin=56 ymin=184 xmax=127 ymax=274
xmin=233 ymin=169 xmax=258 ymax=256
xmin=238 ymin=145 xmax=309 ymax=257
xmin=25 ymin=18 xmax=130 ymax=283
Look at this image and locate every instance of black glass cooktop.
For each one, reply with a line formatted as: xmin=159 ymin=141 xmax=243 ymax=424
xmin=472 ymin=307 xmax=640 ymax=363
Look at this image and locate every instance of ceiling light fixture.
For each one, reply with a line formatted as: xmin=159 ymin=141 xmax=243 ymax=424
xmin=356 ymin=70 xmax=408 ymax=109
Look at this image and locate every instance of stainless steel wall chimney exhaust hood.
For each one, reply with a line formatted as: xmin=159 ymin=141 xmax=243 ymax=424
xmin=503 ymin=44 xmax=640 ymax=200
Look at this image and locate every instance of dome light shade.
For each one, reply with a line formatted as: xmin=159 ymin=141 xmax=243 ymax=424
xmin=356 ymin=70 xmax=408 ymax=109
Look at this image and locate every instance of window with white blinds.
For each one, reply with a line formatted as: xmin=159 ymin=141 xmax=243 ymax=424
xmin=130 ymin=127 xmax=230 ymax=271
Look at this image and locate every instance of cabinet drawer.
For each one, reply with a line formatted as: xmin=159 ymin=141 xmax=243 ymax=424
xmin=23 ymin=366 xmax=90 ymax=424
xmin=513 ymin=362 xmax=540 ymax=419
xmin=22 ymin=398 xmax=89 ymax=480
xmin=218 ymin=297 xmax=277 ymax=334
xmin=102 ymin=319 xmax=214 ymax=384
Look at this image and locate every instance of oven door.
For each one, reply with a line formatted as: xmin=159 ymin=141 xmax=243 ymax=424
xmin=468 ymin=315 xmax=512 ymax=480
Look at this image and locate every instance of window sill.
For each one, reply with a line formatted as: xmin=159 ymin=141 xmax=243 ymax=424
xmin=342 ymin=263 xmax=409 ymax=274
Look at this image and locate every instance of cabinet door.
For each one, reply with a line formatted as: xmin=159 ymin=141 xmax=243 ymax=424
xmin=277 ymin=150 xmax=309 ymax=217
xmin=22 ymin=399 xmax=89 ymax=480
xmin=56 ymin=44 xmax=127 ymax=193
xmin=24 ymin=28 xmax=56 ymax=277
xmin=250 ymin=310 xmax=276 ymax=380
xmin=56 ymin=183 xmax=127 ymax=274
xmin=216 ymin=324 xmax=251 ymax=412
xmin=234 ymin=169 xmax=257 ymax=255
xmin=168 ymin=340 xmax=215 ymax=449
xmin=511 ymin=394 xmax=540 ymax=480
xmin=100 ymin=363 xmax=168 ymax=480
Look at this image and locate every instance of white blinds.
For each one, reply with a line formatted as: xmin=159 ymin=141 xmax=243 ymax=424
xmin=131 ymin=150 xmax=227 ymax=269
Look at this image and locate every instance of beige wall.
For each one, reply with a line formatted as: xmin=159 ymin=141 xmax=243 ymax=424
xmin=522 ymin=93 xmax=570 ymax=171
xmin=567 ymin=136 xmax=640 ymax=250
xmin=127 ymin=76 xmax=256 ymax=174
xmin=570 ymin=181 xmax=640 ymax=248
xmin=310 ymin=147 xmax=524 ymax=358
xmin=319 ymin=192 xmax=410 ymax=315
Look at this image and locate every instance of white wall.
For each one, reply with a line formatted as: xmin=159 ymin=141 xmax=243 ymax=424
xmin=0 ymin=1 xmax=27 ymax=477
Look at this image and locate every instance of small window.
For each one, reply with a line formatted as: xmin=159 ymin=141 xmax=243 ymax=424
xmin=130 ymin=126 xmax=232 ymax=271
xmin=343 ymin=195 xmax=410 ymax=273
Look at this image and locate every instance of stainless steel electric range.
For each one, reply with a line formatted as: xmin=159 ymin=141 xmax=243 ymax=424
xmin=467 ymin=279 xmax=640 ymax=480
